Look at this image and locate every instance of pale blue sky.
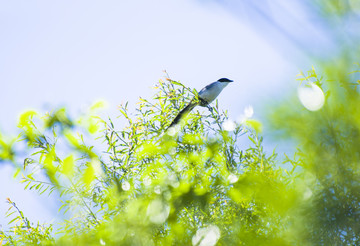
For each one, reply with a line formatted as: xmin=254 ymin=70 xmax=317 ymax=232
xmin=0 ymin=0 xmax=345 ymax=229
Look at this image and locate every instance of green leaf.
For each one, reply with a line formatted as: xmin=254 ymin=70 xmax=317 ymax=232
xmin=62 ymin=154 xmax=75 ymax=177
xmin=170 ymin=80 xmax=184 ymax=87
xmin=245 ymin=119 xmax=263 ymax=133
xmin=82 ymin=162 xmax=95 ymax=187
xmin=90 ymin=100 xmax=107 ymax=112
xmin=17 ymin=110 xmax=38 ymax=128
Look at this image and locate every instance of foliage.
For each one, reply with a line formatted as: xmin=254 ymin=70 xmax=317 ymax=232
xmin=1 ymin=59 xmax=360 ymax=245
xmin=270 ymin=60 xmax=360 ymax=245
xmin=0 ymin=75 xmax=299 ymax=246
xmin=0 ymin=198 xmax=53 ymax=245
xmin=312 ymin=0 xmax=360 ymax=17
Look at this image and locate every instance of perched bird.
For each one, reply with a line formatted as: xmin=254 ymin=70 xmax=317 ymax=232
xmin=167 ymin=78 xmax=233 ymax=129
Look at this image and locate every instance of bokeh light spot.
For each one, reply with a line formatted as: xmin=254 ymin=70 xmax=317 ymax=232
xmin=192 ymin=225 xmax=221 ymax=246
xmin=121 ymin=181 xmax=130 ymax=191
xmin=297 ymin=83 xmax=325 ymax=111
xmin=147 ymin=200 xmax=170 ymax=224
xmin=222 ymin=120 xmax=236 ymax=131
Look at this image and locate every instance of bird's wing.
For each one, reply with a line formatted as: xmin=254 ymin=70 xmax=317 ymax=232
xmin=198 ymin=81 xmax=223 ymax=104
xmin=167 ymin=99 xmax=199 ymax=129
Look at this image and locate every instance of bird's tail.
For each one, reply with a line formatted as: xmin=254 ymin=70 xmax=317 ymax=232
xmin=167 ymin=100 xmax=199 ymax=129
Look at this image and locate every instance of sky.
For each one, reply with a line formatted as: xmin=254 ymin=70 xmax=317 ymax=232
xmin=0 ymin=0 xmax=342 ymax=229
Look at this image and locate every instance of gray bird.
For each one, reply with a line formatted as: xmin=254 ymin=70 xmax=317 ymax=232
xmin=167 ymin=78 xmax=233 ymax=129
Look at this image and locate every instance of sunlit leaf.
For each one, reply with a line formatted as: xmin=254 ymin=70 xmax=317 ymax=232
xmin=62 ymin=154 xmax=74 ymax=177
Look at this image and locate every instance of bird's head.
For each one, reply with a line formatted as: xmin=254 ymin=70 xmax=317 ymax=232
xmin=217 ymin=78 xmax=234 ymax=83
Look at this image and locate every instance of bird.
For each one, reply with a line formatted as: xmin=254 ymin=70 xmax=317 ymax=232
xmin=167 ymin=78 xmax=234 ymax=129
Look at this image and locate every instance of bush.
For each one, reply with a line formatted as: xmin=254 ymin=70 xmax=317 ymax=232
xmin=1 ymin=64 xmax=360 ymax=245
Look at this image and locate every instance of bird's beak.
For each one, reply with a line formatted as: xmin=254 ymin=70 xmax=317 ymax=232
xmin=229 ymin=80 xmax=234 ymax=82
